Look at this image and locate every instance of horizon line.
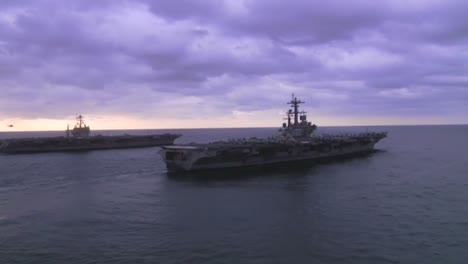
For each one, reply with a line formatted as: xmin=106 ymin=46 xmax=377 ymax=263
xmin=1 ymin=123 xmax=467 ymax=133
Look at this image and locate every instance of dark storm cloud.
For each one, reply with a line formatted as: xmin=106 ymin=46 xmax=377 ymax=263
xmin=0 ymin=0 xmax=467 ymax=124
xmin=146 ymin=0 xmax=222 ymax=20
xmin=146 ymin=0 xmax=385 ymax=44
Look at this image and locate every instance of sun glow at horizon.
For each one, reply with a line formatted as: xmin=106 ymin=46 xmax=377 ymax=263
xmin=1 ymin=112 xmax=465 ymax=132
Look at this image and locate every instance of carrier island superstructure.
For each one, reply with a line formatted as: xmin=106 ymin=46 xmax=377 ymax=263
xmin=161 ymin=95 xmax=387 ymax=172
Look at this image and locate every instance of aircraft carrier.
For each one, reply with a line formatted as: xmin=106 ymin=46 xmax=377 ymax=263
xmin=0 ymin=115 xmax=181 ymax=154
xmin=160 ymin=95 xmax=387 ymax=172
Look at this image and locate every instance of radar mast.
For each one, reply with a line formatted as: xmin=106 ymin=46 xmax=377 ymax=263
xmin=282 ymin=94 xmax=316 ymax=138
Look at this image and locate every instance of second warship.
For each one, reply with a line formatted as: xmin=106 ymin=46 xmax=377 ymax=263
xmin=0 ymin=115 xmax=181 ymax=154
xmin=161 ymin=95 xmax=387 ymax=172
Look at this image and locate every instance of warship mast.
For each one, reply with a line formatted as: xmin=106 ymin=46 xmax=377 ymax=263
xmin=283 ymin=94 xmax=317 ymax=138
xmin=77 ymin=115 xmax=85 ymax=128
xmin=287 ymin=94 xmax=304 ymax=126
xmin=71 ymin=114 xmax=90 ymax=138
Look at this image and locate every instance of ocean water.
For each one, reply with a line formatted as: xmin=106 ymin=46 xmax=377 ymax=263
xmin=0 ymin=125 xmax=467 ymax=264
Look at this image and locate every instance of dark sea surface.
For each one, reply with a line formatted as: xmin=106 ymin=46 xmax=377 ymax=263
xmin=1 ymin=125 xmax=467 ymax=264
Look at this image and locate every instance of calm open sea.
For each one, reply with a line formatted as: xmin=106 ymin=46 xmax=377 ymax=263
xmin=1 ymin=125 xmax=467 ymax=263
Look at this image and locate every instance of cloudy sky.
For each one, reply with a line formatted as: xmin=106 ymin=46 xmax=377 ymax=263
xmin=1 ymin=0 xmax=467 ymax=131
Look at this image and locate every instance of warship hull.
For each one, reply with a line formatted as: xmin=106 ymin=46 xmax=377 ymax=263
xmin=0 ymin=133 xmax=181 ymax=154
xmin=160 ymin=95 xmax=387 ymax=173
xmin=161 ymin=136 xmax=384 ymax=172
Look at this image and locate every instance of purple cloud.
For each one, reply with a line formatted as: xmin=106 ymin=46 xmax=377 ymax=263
xmin=0 ymin=0 xmax=467 ymax=127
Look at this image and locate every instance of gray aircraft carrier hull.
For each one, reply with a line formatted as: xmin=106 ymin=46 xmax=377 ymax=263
xmin=162 ymin=139 xmax=384 ymax=172
xmin=0 ymin=133 xmax=181 ymax=154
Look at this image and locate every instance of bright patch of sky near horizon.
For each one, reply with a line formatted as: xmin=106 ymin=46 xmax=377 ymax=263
xmin=0 ymin=0 xmax=467 ymax=131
